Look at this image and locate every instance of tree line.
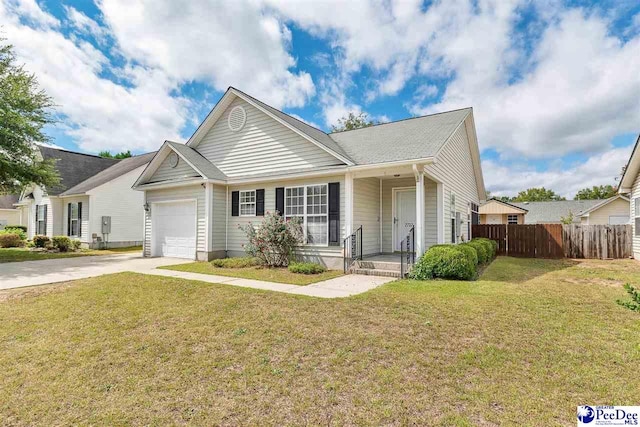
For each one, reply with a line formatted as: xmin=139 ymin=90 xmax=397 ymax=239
xmin=488 ymin=185 xmax=618 ymax=202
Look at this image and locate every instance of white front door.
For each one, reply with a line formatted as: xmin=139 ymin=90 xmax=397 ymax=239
xmin=153 ymin=201 xmax=197 ymax=259
xmin=394 ymin=189 xmax=416 ymax=251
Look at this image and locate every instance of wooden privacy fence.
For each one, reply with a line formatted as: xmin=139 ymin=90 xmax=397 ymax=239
xmin=472 ymin=224 xmax=631 ymax=259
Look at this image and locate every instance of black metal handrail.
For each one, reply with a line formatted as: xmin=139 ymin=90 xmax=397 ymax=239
xmin=343 ymin=226 xmax=363 ymax=273
xmin=400 ymin=226 xmax=415 ymax=277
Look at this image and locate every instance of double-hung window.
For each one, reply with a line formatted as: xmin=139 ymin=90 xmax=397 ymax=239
xmin=69 ymin=203 xmax=80 ymax=236
xmin=239 ymin=190 xmax=256 ymax=216
xmin=635 ymin=198 xmax=640 ymax=236
xmin=507 ymin=214 xmax=518 ymax=225
xmin=36 ymin=205 xmax=46 ymax=235
xmin=285 ymin=184 xmax=328 ymax=245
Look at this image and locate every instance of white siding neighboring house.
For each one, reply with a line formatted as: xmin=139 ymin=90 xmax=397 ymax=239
xmin=16 ymin=146 xmax=154 ymax=248
xmin=618 ymin=134 xmax=640 ymax=259
xmin=133 ymin=87 xmax=487 ymax=269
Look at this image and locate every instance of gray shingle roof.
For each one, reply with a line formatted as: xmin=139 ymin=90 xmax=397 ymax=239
xmin=0 ymin=194 xmax=19 ymax=209
xmin=60 ymin=152 xmax=156 ymax=196
xmin=39 ymin=146 xmax=119 ymax=195
xmin=512 ymin=200 xmax=603 ymax=224
xmin=328 ymin=108 xmax=471 ymax=165
xmin=231 ymin=87 xmax=354 ymax=163
xmin=167 ymin=141 xmax=227 ymax=181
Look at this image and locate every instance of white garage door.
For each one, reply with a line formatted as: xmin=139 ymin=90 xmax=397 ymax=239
xmin=609 ymin=215 xmax=630 ymax=225
xmin=153 ymin=201 xmax=196 ymax=259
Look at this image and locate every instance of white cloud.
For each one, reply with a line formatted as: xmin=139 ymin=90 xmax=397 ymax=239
xmin=483 ymin=145 xmax=632 ymax=198
xmin=64 ymin=6 xmax=108 ymax=42
xmin=96 ymin=0 xmax=315 ymax=109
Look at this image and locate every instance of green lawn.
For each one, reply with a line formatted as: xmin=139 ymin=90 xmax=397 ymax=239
xmin=0 ymin=246 xmax=142 ymax=263
xmin=1 ymin=257 xmax=639 ymax=425
xmin=160 ymin=262 xmax=343 ymax=285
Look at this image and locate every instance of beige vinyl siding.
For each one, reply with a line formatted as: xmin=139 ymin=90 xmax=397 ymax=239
xmin=584 ymin=198 xmax=630 ymax=225
xmin=425 ymin=117 xmax=480 ymax=243
xmin=196 ymin=98 xmax=343 ymax=177
xmin=211 ymin=185 xmax=226 ymax=252
xmin=424 ymin=179 xmax=438 ymax=248
xmin=143 ymin=185 xmax=205 ymax=257
xmin=147 ymin=151 xmax=200 ymax=183
xmin=0 ymin=209 xmax=20 ymax=228
xmin=479 ymin=200 xmax=525 ymax=215
xmin=225 ymin=175 xmax=344 ymax=257
xmin=61 ymin=196 xmax=90 ymax=242
xmin=353 ymin=177 xmax=381 ymax=255
xmin=632 ymin=173 xmax=640 ymax=258
xmin=480 ymin=213 xmax=525 ymax=224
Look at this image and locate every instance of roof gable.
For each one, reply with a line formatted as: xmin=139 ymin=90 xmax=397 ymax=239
xmin=480 ymin=199 xmax=528 ymax=214
xmin=187 ymin=87 xmax=353 ymax=166
xmin=579 ymin=195 xmax=630 ymax=217
xmin=619 ymin=133 xmax=640 ymax=192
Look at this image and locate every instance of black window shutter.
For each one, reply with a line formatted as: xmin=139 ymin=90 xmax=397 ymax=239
xmin=67 ymin=204 xmax=72 ymax=236
xmin=78 ymin=202 xmax=83 ymax=237
xmin=256 ymin=189 xmax=265 ymax=216
xmin=43 ymin=204 xmax=48 ymax=236
xmin=35 ymin=205 xmax=39 ymax=234
xmin=231 ymin=191 xmax=239 ymax=217
xmin=275 ymin=187 xmax=284 ymax=216
xmin=328 ymin=182 xmax=340 ymax=246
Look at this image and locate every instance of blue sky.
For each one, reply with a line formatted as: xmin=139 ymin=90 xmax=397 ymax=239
xmin=2 ymin=0 xmax=639 ymax=197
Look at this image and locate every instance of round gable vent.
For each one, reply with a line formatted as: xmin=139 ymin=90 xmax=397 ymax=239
xmin=227 ymin=106 xmax=246 ymax=132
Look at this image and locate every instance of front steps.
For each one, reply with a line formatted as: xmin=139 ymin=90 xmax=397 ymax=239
xmin=349 ymin=259 xmax=403 ymax=278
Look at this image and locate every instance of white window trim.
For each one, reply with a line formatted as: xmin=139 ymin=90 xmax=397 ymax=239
xmin=284 ymin=183 xmax=329 ymax=247
xmin=239 ymin=190 xmax=256 ymax=217
xmin=36 ymin=204 xmax=46 ymax=235
xmin=69 ymin=202 xmax=80 ymax=237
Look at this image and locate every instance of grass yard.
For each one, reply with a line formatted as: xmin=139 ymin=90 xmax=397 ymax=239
xmin=160 ymin=261 xmax=343 ymax=285
xmin=1 ymin=257 xmax=639 ymax=425
xmin=0 ymin=245 xmax=142 ymax=263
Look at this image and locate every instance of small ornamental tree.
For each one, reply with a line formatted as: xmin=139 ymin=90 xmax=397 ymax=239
xmin=239 ymin=211 xmax=303 ymax=267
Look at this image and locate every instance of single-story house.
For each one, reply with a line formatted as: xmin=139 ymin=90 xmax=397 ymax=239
xmin=16 ymin=146 xmax=154 ymax=248
xmin=479 ymin=199 xmax=528 ymax=224
xmin=618 ymin=133 xmax=640 ymax=259
xmin=0 ymin=194 xmax=21 ymax=229
xmin=133 ymin=87 xmax=486 ymax=268
xmin=577 ymin=195 xmax=630 ymax=225
xmin=510 ymin=200 xmax=612 ymax=224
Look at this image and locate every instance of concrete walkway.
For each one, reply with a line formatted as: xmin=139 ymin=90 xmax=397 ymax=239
xmin=0 ymin=254 xmax=394 ymax=298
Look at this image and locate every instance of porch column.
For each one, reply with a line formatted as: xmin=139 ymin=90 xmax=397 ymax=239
xmin=204 ymin=182 xmax=212 ymax=252
xmin=415 ymin=170 xmax=425 ymax=257
xmin=436 ymin=182 xmax=445 ymax=244
xmin=345 ymin=172 xmax=354 ymax=238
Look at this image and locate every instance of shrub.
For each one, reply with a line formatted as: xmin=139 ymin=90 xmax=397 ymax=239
xmin=5 ymin=225 xmax=27 ymax=232
xmin=211 ymin=257 xmax=261 ymax=268
xmin=72 ymin=239 xmax=82 ymax=251
xmin=1 ymin=227 xmax=26 ymax=241
xmin=616 ymin=284 xmax=640 ymax=312
xmin=0 ymin=233 xmax=23 ymax=248
xmin=33 ymin=235 xmax=50 ymax=248
xmin=473 ymin=238 xmax=497 ymax=259
xmin=288 ymin=262 xmax=326 ymax=274
xmin=466 ymin=240 xmax=488 ymax=264
xmin=239 ymin=212 xmax=303 ymax=267
xmin=457 ymin=243 xmax=479 ymax=266
xmin=410 ymin=246 xmax=476 ymax=281
xmin=52 ymin=236 xmax=72 ymax=252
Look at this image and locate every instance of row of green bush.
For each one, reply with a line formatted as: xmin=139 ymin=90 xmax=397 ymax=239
xmin=0 ymin=231 xmax=81 ymax=252
xmin=409 ymin=238 xmax=498 ymax=281
xmin=210 ymin=256 xmax=327 ymax=275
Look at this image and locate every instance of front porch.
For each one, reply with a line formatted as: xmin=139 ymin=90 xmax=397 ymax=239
xmin=343 ymin=164 xmax=445 ymax=276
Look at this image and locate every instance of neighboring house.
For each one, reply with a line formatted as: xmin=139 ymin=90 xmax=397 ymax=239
xmin=133 ymin=87 xmax=486 ymax=267
xmin=510 ymin=200 xmax=604 ymax=224
xmin=618 ymin=133 xmax=640 ymax=259
xmin=0 ymin=194 xmax=21 ymax=229
xmin=479 ymin=199 xmax=527 ymax=224
xmin=578 ymin=195 xmax=630 ymax=225
xmin=15 ymin=146 xmax=153 ymax=248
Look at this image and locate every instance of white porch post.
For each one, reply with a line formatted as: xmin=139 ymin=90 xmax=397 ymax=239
xmin=345 ymin=172 xmax=354 ymax=238
xmin=436 ymin=182 xmax=445 ymax=244
xmin=204 ymin=182 xmax=212 ymax=253
xmin=415 ymin=170 xmax=425 ymax=257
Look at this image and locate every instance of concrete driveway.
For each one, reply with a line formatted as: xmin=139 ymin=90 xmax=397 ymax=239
xmin=0 ymin=253 xmax=186 ymax=290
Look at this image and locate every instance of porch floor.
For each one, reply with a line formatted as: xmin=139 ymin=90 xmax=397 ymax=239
xmin=362 ymin=253 xmax=402 ymax=263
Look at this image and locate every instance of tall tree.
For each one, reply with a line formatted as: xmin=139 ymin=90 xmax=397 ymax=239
xmin=99 ymin=150 xmax=132 ymax=159
xmin=574 ymin=185 xmax=617 ymax=200
xmin=512 ymin=187 xmax=566 ymax=202
xmin=0 ymin=40 xmax=58 ymax=194
xmin=331 ymin=112 xmax=375 ymax=132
